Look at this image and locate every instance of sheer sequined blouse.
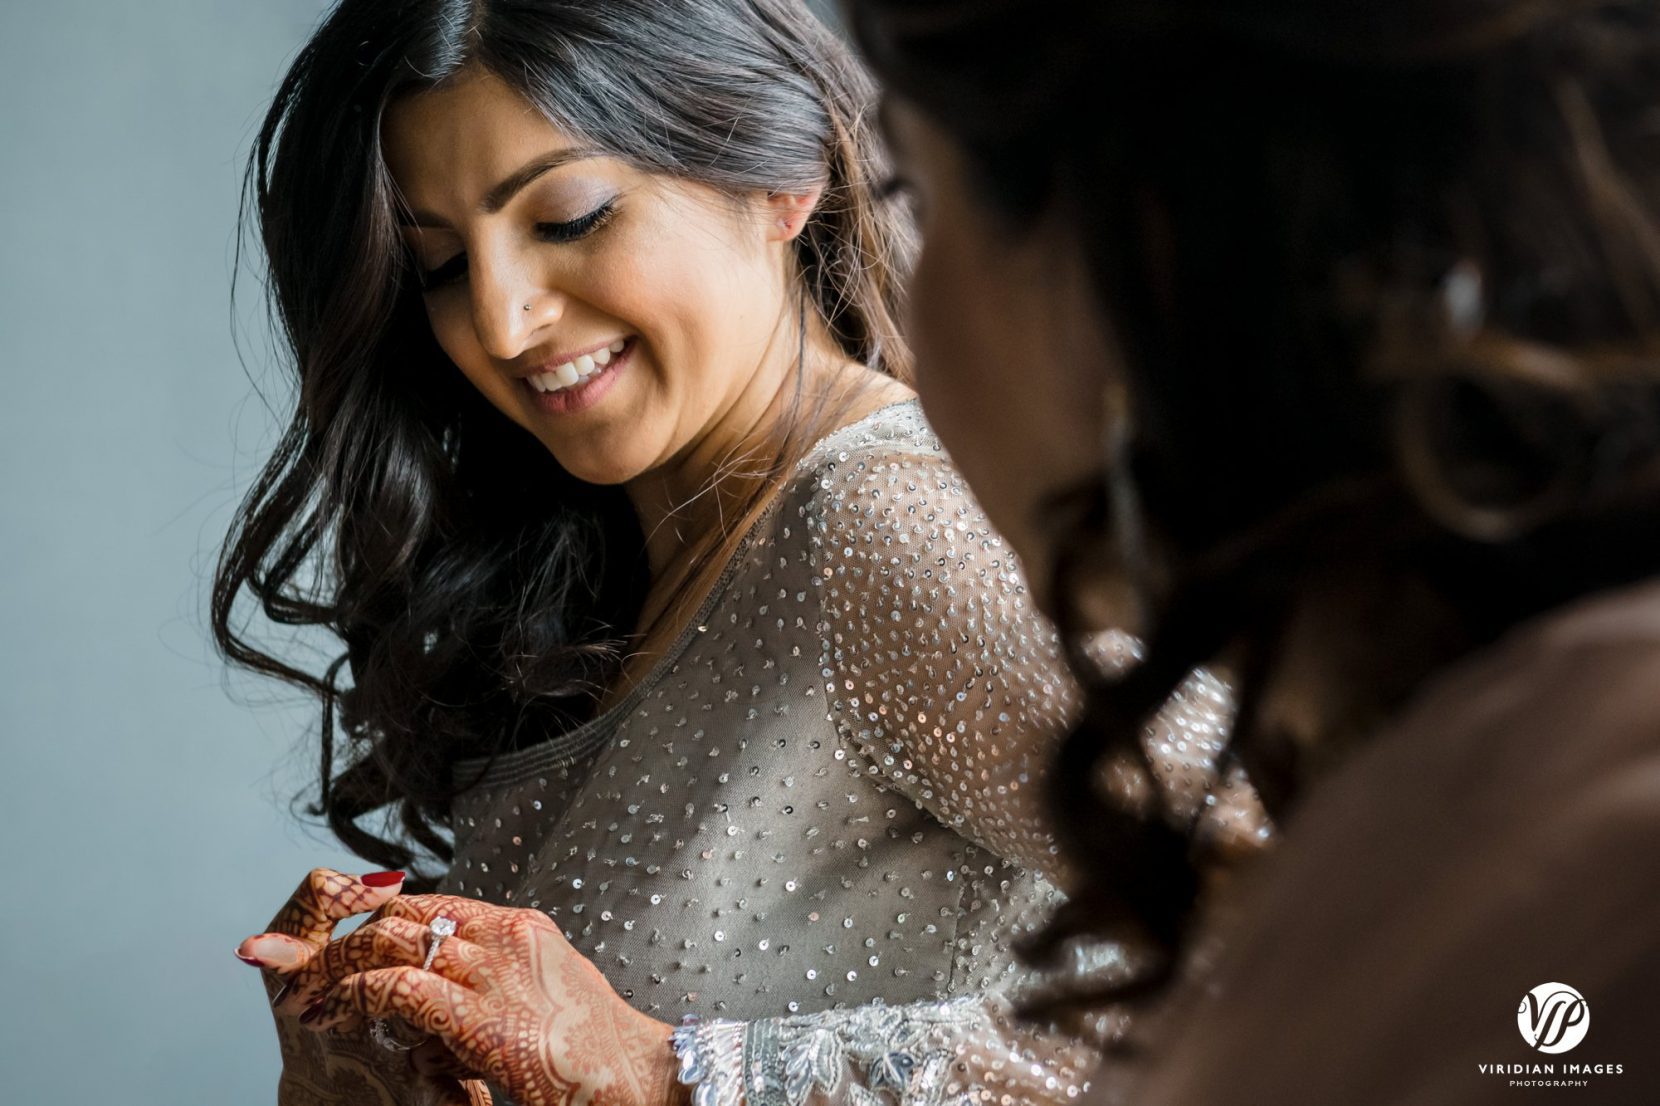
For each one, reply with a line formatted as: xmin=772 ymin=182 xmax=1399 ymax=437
xmin=439 ymin=400 xmax=1262 ymax=1106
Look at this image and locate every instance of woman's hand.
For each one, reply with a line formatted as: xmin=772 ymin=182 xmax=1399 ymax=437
xmin=278 ymin=893 xmax=689 ymax=1106
xmin=236 ymin=868 xmax=491 ymax=1106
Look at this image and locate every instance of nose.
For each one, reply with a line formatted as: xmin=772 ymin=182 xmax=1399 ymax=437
xmin=469 ymin=246 xmax=561 ymax=361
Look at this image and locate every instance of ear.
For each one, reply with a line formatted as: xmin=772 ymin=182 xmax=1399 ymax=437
xmin=763 ymin=186 xmax=823 ymax=243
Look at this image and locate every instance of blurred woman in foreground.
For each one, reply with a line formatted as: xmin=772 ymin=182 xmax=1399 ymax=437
xmin=849 ymin=0 xmax=1660 ymax=1099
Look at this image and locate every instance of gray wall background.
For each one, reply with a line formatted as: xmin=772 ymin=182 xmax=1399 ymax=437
xmin=0 ymin=2 xmax=361 ymax=1101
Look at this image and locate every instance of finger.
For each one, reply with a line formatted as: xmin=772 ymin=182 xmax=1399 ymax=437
xmin=275 ymin=916 xmax=426 ymax=1014
xmin=239 ymin=869 xmax=406 ymax=1009
xmin=376 ymin=897 xmax=561 ymax=958
xmin=301 ymin=967 xmax=487 ymax=1051
xmin=371 ymin=893 xmax=501 ymax=937
xmin=266 ymin=867 xmax=408 ymax=947
xmin=412 ymin=1037 xmax=481 ymax=1081
xmin=235 ymin=931 xmax=314 ymax=974
xmin=277 ymin=919 xmax=493 ymax=1014
xmin=237 ymin=869 xmax=402 ymax=991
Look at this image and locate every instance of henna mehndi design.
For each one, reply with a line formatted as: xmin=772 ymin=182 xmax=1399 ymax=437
xmin=298 ymin=894 xmax=687 ymax=1106
xmin=243 ymin=868 xmax=493 ymax=1106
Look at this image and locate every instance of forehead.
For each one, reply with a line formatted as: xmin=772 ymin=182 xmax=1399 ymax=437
xmin=381 ymin=68 xmax=582 ymax=201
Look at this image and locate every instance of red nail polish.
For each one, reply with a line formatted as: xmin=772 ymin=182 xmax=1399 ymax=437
xmin=361 ymin=870 xmax=406 ymax=888
xmin=234 ymin=950 xmax=264 ymax=967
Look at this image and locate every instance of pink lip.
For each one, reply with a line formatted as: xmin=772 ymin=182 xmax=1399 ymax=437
xmin=514 ymin=336 xmax=631 ymax=380
xmin=521 ymin=337 xmax=633 ymax=416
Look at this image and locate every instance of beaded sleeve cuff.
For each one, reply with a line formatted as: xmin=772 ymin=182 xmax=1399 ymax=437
xmin=671 ymin=997 xmax=990 ymax=1106
xmin=674 ymin=1015 xmax=747 ymax=1106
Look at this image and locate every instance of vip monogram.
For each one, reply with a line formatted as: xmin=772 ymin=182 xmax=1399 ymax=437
xmin=1518 ymin=983 xmax=1590 ymax=1053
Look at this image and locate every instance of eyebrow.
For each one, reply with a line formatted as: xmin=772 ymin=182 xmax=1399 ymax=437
xmin=397 ymin=146 xmax=605 ymax=229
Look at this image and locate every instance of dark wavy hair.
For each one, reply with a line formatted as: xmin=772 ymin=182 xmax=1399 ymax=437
xmin=849 ymin=0 xmax=1660 ymax=1007
xmin=216 ymin=0 xmax=912 ymax=889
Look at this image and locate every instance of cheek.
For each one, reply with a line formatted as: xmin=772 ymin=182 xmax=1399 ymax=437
xmin=427 ymin=298 xmax=479 ymax=366
xmin=573 ymin=206 xmax=756 ymax=397
xmin=910 ymin=234 xmax=999 ymax=430
xmin=623 ymin=215 xmax=767 ymax=372
xmin=907 ymin=225 xmax=1039 ymax=545
xmin=907 ymin=214 xmax=1111 ymax=596
xmin=425 ymin=297 xmax=518 ymax=408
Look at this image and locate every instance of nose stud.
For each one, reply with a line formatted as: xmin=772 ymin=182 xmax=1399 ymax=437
xmin=523 ymin=303 xmax=531 ymax=312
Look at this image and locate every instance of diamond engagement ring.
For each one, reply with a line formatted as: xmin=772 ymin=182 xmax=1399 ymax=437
xmin=422 ymin=915 xmax=457 ymax=971
xmin=370 ymin=916 xmax=459 ymax=1052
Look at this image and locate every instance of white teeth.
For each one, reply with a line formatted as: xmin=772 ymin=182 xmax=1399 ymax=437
xmin=527 ymin=340 xmax=628 ymax=396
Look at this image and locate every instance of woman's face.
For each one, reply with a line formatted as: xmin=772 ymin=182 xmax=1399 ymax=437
xmin=382 ymin=68 xmax=805 ymax=487
xmin=883 ymin=100 xmax=1118 ymax=619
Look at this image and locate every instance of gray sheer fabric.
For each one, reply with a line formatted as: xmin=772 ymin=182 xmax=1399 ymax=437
xmin=440 ymin=400 xmax=1265 ymax=1105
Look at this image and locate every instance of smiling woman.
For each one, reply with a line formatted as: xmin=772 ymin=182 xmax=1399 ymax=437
xmin=219 ymin=0 xmax=916 ymax=884
xmin=380 ymin=69 xmax=841 ymax=503
xmin=216 ymin=1 xmax=1260 ymax=1103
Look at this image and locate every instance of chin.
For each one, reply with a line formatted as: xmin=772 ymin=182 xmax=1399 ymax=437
xmin=532 ymin=430 xmax=639 ymax=485
xmin=555 ymin=454 xmax=648 ymax=488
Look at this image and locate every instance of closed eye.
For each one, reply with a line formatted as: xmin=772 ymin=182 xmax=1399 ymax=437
xmin=418 ymin=252 xmax=468 ymax=291
xmin=415 ymin=199 xmax=620 ymax=292
xmin=536 ymin=198 xmax=617 ymax=244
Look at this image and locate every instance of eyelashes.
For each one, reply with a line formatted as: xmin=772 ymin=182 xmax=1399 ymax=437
xmin=418 ymin=252 xmax=468 ymax=291
xmin=538 ymin=198 xmax=618 ymax=244
xmin=416 ymin=199 xmax=620 ymax=291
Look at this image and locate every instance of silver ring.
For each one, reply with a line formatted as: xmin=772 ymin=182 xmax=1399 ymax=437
xmin=370 ymin=1016 xmax=418 ymax=1052
xmin=422 ymin=915 xmax=457 ymax=972
xmin=370 ymin=916 xmax=457 ymax=1053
